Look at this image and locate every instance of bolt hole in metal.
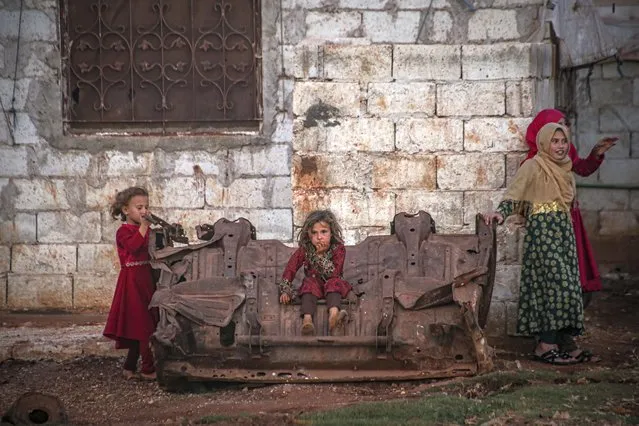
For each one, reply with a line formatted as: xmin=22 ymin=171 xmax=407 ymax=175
xmin=384 ymin=275 xmax=390 ymax=279
xmin=410 ymin=228 xmax=415 ymax=232
xmin=228 ymin=234 xmax=234 ymax=238
xmin=455 ymin=354 xmax=464 ymax=360
xmin=29 ymin=410 xmax=49 ymax=424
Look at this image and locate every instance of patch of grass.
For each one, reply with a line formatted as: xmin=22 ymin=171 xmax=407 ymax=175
xmin=196 ymin=414 xmax=234 ymax=424
xmin=303 ymin=381 xmax=639 ymax=425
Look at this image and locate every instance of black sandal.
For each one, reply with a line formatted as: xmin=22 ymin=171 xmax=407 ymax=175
xmin=533 ymin=349 xmax=578 ymax=365
xmin=575 ymin=349 xmax=600 ymax=363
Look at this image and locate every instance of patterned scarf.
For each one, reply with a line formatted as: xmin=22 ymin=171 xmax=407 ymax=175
xmin=305 ymin=243 xmax=335 ymax=280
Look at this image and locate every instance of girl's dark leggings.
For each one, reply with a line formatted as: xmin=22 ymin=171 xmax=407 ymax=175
xmin=300 ymin=292 xmax=341 ymax=316
xmin=123 ymin=339 xmax=155 ymax=374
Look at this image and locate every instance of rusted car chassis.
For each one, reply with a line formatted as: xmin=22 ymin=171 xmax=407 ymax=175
xmin=148 ymin=211 xmax=497 ymax=391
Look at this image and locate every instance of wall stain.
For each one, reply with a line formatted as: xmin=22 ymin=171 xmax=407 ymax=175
xmin=303 ymin=101 xmax=341 ymax=128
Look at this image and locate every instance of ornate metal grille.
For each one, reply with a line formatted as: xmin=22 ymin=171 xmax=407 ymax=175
xmin=61 ymin=0 xmax=262 ymax=134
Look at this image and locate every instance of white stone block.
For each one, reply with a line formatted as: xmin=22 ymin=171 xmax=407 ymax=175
xmin=272 ymin=177 xmax=292 ymax=209
xmin=7 ymin=274 xmax=73 ymax=309
xmin=0 ymin=213 xmax=37 ymax=244
xmin=150 ymin=177 xmax=205 ymax=208
xmin=493 ymin=264 xmax=521 ymax=301
xmin=0 ymin=146 xmax=28 ymax=176
xmin=396 ymin=118 xmax=464 ymax=154
xmin=599 ymin=211 xmax=639 ymax=236
xmin=394 ymin=45 xmax=461 ymax=81
xmin=464 ymin=118 xmax=531 ymax=152
xmin=437 ymin=81 xmax=505 ymax=116
xmin=396 ymin=0 xmax=451 ymax=7
xmin=577 ymin=188 xmax=629 ymax=212
xmin=36 ymin=149 xmax=91 ymax=177
xmin=14 ymin=179 xmax=71 ymax=210
xmin=506 ymin=80 xmax=535 ymax=117
xmin=367 ymin=82 xmax=436 ymax=116
xmin=11 ymin=244 xmax=76 ymax=273
xmin=272 ymin=112 xmax=294 ymax=143
xmin=463 ymin=44 xmax=533 ymax=80
xmin=323 ymin=45 xmax=392 ymax=82
xmin=227 ymin=208 xmax=293 ymax=241
xmin=506 ymin=152 xmax=527 ymax=187
xmin=395 ymin=190 xmax=463 ymax=228
xmin=12 ymin=113 xmax=43 ymax=144
xmin=0 ymin=78 xmax=30 ymax=111
xmin=598 ymin=159 xmax=639 ymax=186
xmin=85 ymin=178 xmax=142 ymax=210
xmin=340 ymin=0 xmax=387 ymax=8
xmin=437 ymin=153 xmax=505 ymax=190
xmin=293 ymin=82 xmax=361 ymax=117
xmin=493 ymin=0 xmax=543 ymax=5
xmin=293 ymin=189 xmax=395 ymax=228
xmin=38 ymin=211 xmax=101 ymax=243
xmin=161 ymin=151 xmax=224 ymax=177
xmin=0 ymin=245 xmax=9 ymax=273
xmin=484 ymin=300 xmax=506 ymax=337
xmin=468 ymin=9 xmax=519 ymax=41
xmin=600 ymin=106 xmax=639 ymax=132
xmin=283 ymin=45 xmax=320 ymax=79
xmin=362 ymin=11 xmax=421 ymax=43
xmin=372 ymin=155 xmax=437 ymax=190
xmin=292 ymin=154 xmax=370 ymax=190
xmin=74 ymin=273 xmax=118 ymax=309
xmin=294 ymin=118 xmax=394 ymax=153
xmin=206 ymin=177 xmax=271 ymax=208
xmin=634 ymin=78 xmax=639 ymax=106
xmin=231 ymin=144 xmax=291 ymax=177
xmin=429 ymin=11 xmax=453 ymax=43
xmin=77 ymin=243 xmax=119 ymax=272
xmin=0 ymin=10 xmax=56 ymax=42
xmin=105 ymin=151 xmax=151 ymax=177
xmin=305 ymin=12 xmax=361 ymax=39
xmin=463 ymin=190 xmax=506 ymax=229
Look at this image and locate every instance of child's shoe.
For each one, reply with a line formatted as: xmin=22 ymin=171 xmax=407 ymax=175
xmin=122 ymin=370 xmax=137 ymax=381
xmin=328 ymin=307 xmax=339 ymax=331
xmin=301 ymin=314 xmax=315 ymax=335
xmin=139 ymin=371 xmax=157 ymax=381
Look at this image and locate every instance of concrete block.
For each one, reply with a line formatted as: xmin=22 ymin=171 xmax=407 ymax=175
xmin=468 ymin=9 xmax=519 ymax=41
xmin=464 ymin=118 xmax=531 ymax=152
xmin=293 ymin=82 xmax=361 ymax=117
xmin=105 ymin=151 xmax=151 ymax=177
xmin=0 ymin=10 xmax=56 ymax=42
xmin=598 ymin=159 xmax=639 ymax=186
xmin=599 ymin=211 xmax=639 ymax=236
xmin=150 ymin=177 xmax=205 ymax=208
xmin=0 ymin=78 xmax=29 ymax=111
xmin=227 ymin=208 xmax=293 ymax=241
xmin=493 ymin=0 xmax=543 ymax=5
xmin=371 ymin=155 xmax=437 ymax=190
xmin=231 ymin=144 xmax=290 ymax=177
xmin=506 ymin=80 xmax=535 ymax=117
xmin=13 ymin=179 xmax=71 ymax=210
xmin=293 ymin=189 xmax=395 ymax=228
xmin=600 ymin=106 xmax=639 ymax=132
xmin=395 ymin=190 xmax=463 ymax=228
xmin=155 ymin=150 xmax=224 ymax=177
xmin=635 ymin=79 xmax=639 ymax=106
xmin=506 ymin=153 xmax=527 ymax=186
xmin=587 ymin=79 xmax=633 ymax=105
xmin=294 ymin=118 xmax=394 ymax=153
xmin=74 ymin=273 xmax=118 ymax=309
xmin=396 ymin=118 xmax=464 ymax=154
xmin=362 ymin=11 xmax=421 ymax=43
xmin=272 ymin=112 xmax=294 ymax=143
xmin=437 ymin=82 xmax=505 ymax=117
xmin=437 ymin=153 xmax=505 ymax=190
xmin=631 ymin=190 xmax=639 ymax=210
xmin=278 ymin=8 xmax=306 ymax=45
xmin=0 ymin=213 xmax=37 ymax=244
xmin=292 ymin=154 xmax=371 ymax=190
xmin=12 ymin=244 xmax=76 ymax=274
xmin=579 ymin=210 xmax=599 ymax=237
xmin=428 ymin=11 xmax=453 ymax=43
xmin=0 ymin=245 xmax=9 ymax=274
xmin=463 ymin=190 xmax=506 ymax=229
xmin=85 ymin=179 xmax=145 ymax=212
xmin=603 ymin=61 xmax=639 ymax=79
xmin=0 ymin=273 xmax=5 ymax=308
xmin=272 ymin=177 xmax=292 ymax=209
xmin=77 ymin=244 xmax=119 ymax=273
xmin=577 ymin=188 xmax=629 ymax=211
xmin=340 ymin=0 xmax=387 ymax=8
xmin=0 ymin=146 xmax=29 ymax=176
xmin=496 ymin=221 xmax=523 ymax=265
xmin=484 ymin=300 xmax=506 ymax=338
xmin=633 ymin=133 xmax=639 ymax=158
xmin=323 ymin=45 xmax=392 ymax=82
xmin=367 ymin=82 xmax=436 ymax=116
xmin=463 ymin=44 xmax=533 ymax=80
xmin=12 ymin=113 xmax=43 ymax=144
xmin=38 ymin=211 xmax=102 ymax=243
xmin=394 ymin=45 xmax=461 ymax=81
xmin=505 ymin=300 xmax=523 ymax=336
xmin=305 ymin=12 xmax=361 ymax=39
xmin=7 ymin=274 xmax=73 ymax=309
xmin=206 ymin=177 xmax=272 ymax=208
xmin=396 ymin=0 xmax=451 ymax=7
xmin=493 ymin=264 xmax=521 ymax=301
xmin=283 ymin=45 xmax=320 ymax=79
xmin=36 ymin=149 xmax=91 ymax=177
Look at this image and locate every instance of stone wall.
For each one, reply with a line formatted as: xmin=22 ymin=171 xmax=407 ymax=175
xmin=573 ymin=60 xmax=639 ymax=276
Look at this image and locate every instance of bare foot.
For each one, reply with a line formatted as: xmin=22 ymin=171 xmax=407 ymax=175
xmin=139 ymin=371 xmax=157 ymax=381
xmin=122 ymin=370 xmax=137 ymax=380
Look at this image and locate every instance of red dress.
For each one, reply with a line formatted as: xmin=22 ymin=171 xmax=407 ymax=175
xmin=103 ymin=224 xmax=158 ymax=348
xmin=280 ymin=243 xmax=352 ymax=299
xmin=523 ymin=110 xmax=604 ymax=293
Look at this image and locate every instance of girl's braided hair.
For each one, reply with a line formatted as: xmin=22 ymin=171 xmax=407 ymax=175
xmin=297 ymin=210 xmax=343 ymax=249
xmin=110 ymin=187 xmax=149 ymax=221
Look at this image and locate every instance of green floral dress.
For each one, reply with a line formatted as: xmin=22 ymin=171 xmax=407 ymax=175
xmin=497 ymin=200 xmax=584 ymax=336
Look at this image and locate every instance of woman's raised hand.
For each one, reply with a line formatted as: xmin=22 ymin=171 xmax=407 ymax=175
xmin=593 ymin=137 xmax=618 ymax=157
xmin=482 ymin=212 xmax=504 ymax=226
xmin=279 ymin=293 xmax=291 ymax=304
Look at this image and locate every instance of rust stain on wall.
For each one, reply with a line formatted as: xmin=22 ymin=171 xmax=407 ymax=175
xmin=476 ymin=166 xmax=488 ymax=186
xmin=466 ymin=131 xmax=480 ymax=144
xmin=293 ymin=155 xmax=326 ymax=189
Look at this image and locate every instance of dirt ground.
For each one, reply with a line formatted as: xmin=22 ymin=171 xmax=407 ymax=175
xmin=0 ymin=281 xmax=638 ymax=426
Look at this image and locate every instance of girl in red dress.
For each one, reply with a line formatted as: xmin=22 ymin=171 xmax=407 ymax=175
xmin=278 ymin=210 xmax=353 ymax=335
xmin=103 ymin=187 xmax=158 ymax=380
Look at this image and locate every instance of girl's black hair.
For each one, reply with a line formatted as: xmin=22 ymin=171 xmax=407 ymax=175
xmin=297 ymin=210 xmax=343 ymax=249
xmin=110 ymin=187 xmax=149 ymax=221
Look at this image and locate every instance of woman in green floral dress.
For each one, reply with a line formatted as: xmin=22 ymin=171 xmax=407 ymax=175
xmin=484 ymin=122 xmax=584 ymax=365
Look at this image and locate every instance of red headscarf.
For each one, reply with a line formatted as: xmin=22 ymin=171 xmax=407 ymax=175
xmin=524 ymin=108 xmax=577 ymax=162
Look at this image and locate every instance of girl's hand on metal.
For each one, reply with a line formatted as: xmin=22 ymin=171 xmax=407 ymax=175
xmin=593 ymin=137 xmax=618 ymax=156
xmin=483 ymin=212 xmax=503 ymax=226
xmin=279 ymin=293 xmax=291 ymax=304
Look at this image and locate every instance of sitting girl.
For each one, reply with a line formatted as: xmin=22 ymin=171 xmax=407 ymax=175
xmin=278 ymin=210 xmax=352 ymax=335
